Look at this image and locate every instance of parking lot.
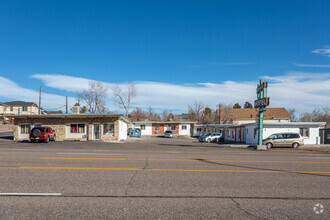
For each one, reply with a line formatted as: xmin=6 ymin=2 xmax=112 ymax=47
xmin=0 ymin=134 xmax=329 ymax=219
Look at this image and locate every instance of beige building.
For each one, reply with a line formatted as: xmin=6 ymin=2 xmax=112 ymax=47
xmin=1 ymin=101 xmax=41 ymax=122
xmin=11 ymin=114 xmax=130 ymax=141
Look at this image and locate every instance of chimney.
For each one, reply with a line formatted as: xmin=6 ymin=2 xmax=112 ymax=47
xmin=71 ymin=105 xmax=80 ymax=114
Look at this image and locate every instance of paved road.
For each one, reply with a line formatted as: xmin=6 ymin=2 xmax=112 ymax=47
xmin=0 ymin=137 xmax=329 ymax=219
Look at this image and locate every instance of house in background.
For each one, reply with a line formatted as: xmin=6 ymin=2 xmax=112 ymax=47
xmin=133 ymin=121 xmax=196 ymax=136
xmin=10 ymin=114 xmax=130 ymax=141
xmin=216 ymin=108 xmax=291 ymax=124
xmin=1 ymin=101 xmax=41 ymax=119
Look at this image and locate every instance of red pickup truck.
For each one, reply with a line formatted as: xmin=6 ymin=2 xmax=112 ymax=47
xmin=29 ymin=127 xmax=56 ymax=143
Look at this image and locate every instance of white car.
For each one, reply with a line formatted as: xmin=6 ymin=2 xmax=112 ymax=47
xmin=199 ymin=133 xmax=222 ymax=143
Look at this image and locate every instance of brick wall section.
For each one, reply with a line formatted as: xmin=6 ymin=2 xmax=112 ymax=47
xmin=152 ymin=123 xmax=179 ymax=135
xmin=14 ymin=117 xmax=121 ymax=141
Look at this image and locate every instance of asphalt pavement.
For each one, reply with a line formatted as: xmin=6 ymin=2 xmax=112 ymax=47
xmin=0 ymin=136 xmax=329 ymax=219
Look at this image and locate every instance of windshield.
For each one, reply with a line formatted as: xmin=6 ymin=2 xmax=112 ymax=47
xmin=204 ymin=133 xmax=213 ymax=137
xmin=268 ymin=134 xmax=277 ymax=139
xmin=165 ymin=130 xmax=172 ymax=133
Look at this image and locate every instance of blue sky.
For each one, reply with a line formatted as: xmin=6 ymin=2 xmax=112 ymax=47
xmin=0 ymin=0 xmax=330 ymax=114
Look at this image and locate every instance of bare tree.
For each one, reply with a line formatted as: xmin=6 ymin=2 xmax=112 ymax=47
xmin=147 ymin=107 xmax=161 ymax=121
xmin=216 ymin=103 xmax=234 ymax=124
xmin=287 ymin=108 xmax=297 ymax=122
xmin=162 ymin=109 xmax=169 ymax=121
xmin=202 ymin=107 xmax=216 ymax=124
xmin=112 ymin=82 xmax=137 ymax=117
xmin=77 ymin=81 xmax=108 ymax=113
xmin=129 ymin=108 xmax=147 ymax=121
xmin=300 ymin=107 xmax=330 ymax=127
xmin=187 ymin=101 xmax=205 ymax=123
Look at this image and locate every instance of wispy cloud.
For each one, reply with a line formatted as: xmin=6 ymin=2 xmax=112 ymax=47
xmin=293 ymin=62 xmax=330 ymax=68
xmin=312 ymin=45 xmax=330 ymax=57
xmin=0 ymin=76 xmax=76 ymax=111
xmin=1 ymin=72 xmax=330 ymax=114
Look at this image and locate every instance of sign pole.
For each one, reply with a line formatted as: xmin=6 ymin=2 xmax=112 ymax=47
xmin=254 ymin=79 xmax=269 ymax=146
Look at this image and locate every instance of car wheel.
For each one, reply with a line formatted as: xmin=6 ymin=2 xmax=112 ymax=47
xmin=45 ymin=136 xmax=49 ymax=143
xmin=30 ymin=140 xmax=35 ymax=143
xmin=53 ymin=135 xmax=56 ymax=141
xmin=207 ymin=139 xmax=211 ymax=143
xmin=266 ymin=143 xmax=273 ymax=149
xmin=292 ymin=142 xmax=299 ymax=149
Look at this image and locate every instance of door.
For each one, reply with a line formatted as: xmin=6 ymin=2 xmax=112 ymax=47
xmin=164 ymin=125 xmax=168 ymax=132
xmin=273 ymin=134 xmax=284 ymax=147
xmin=93 ymin=124 xmax=100 ymax=140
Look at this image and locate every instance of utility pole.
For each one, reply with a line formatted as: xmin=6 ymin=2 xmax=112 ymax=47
xmin=218 ymin=104 xmax=221 ymax=124
xmin=38 ymin=86 xmax=41 ymax=115
xmin=66 ymin=96 xmax=68 ymax=114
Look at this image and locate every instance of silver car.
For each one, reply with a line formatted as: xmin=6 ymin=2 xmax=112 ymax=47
xmin=199 ymin=133 xmax=222 ymax=143
xmin=263 ymin=132 xmax=304 ymax=149
xmin=164 ymin=130 xmax=173 ymax=138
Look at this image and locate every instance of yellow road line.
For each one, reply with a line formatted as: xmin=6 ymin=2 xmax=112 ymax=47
xmin=0 ymin=166 xmax=329 ymax=174
xmin=0 ymin=156 xmax=330 ymax=164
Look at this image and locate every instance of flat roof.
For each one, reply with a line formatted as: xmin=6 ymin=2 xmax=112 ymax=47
xmin=241 ymin=122 xmax=326 ymax=126
xmin=6 ymin=114 xmax=131 ymax=123
xmin=133 ymin=121 xmax=197 ymax=124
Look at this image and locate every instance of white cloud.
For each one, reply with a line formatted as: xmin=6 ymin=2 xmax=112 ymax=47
xmin=293 ymin=63 xmax=330 ymax=68
xmin=2 ymin=72 xmax=330 ymax=115
xmin=0 ymin=76 xmax=76 ymax=112
xmin=312 ymin=46 xmax=330 ymax=57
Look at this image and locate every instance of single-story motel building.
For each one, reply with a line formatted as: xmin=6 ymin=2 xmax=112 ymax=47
xmin=193 ymin=122 xmax=326 ymax=145
xmin=133 ymin=121 xmax=196 ymax=136
xmin=11 ymin=114 xmax=130 ymax=141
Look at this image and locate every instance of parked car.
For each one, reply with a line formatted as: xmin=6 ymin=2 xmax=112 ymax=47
xmin=164 ymin=130 xmax=173 ymax=138
xmin=29 ymin=127 xmax=56 ymax=143
xmin=263 ymin=132 xmax=304 ymax=149
xmin=199 ymin=133 xmax=222 ymax=143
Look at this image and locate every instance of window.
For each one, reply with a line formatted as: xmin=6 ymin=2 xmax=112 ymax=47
xmin=140 ymin=125 xmax=146 ymax=130
xmin=181 ymin=125 xmax=187 ymax=130
xmin=231 ymin=130 xmax=234 ymax=137
xmin=10 ymin=106 xmax=13 ymax=111
xmin=300 ymin=128 xmax=309 ymax=137
xmin=276 ymin=134 xmax=283 ymax=139
xmin=70 ymin=124 xmax=85 ymax=133
xmin=197 ymin=128 xmax=202 ymax=132
xmin=103 ymin=123 xmax=115 ymax=136
xmin=170 ymin=125 xmax=176 ymax=130
xmin=20 ymin=124 xmax=30 ymax=134
xmin=22 ymin=106 xmax=28 ymax=111
xmin=254 ymin=128 xmax=258 ymax=139
xmin=154 ymin=125 xmax=160 ymax=133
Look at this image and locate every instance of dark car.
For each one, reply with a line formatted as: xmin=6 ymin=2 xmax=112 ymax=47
xmin=29 ymin=127 xmax=56 ymax=143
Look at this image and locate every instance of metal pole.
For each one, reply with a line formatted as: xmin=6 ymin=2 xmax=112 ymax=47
xmin=38 ymin=86 xmax=41 ymax=115
xmin=258 ymin=79 xmax=264 ymax=146
xmin=66 ymin=96 xmax=68 ymax=114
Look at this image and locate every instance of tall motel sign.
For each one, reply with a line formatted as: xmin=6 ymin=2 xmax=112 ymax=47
xmin=254 ymin=79 xmax=270 ymax=145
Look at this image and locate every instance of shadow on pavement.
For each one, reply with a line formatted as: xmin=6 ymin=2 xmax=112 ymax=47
xmin=194 ymin=158 xmax=330 ymax=178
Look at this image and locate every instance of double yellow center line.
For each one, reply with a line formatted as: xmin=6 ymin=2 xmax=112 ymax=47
xmin=0 ymin=156 xmax=329 ymax=174
xmin=0 ymin=166 xmax=329 ymax=174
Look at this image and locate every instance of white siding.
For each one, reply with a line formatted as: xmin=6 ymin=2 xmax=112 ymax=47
xmin=135 ymin=124 xmax=152 ymax=135
xmin=179 ymin=124 xmax=190 ymax=136
xmin=118 ymin=120 xmax=128 ymax=140
xmin=18 ymin=123 xmax=31 ymax=140
xmin=65 ymin=124 xmax=88 ymax=139
xmin=245 ymin=124 xmax=321 ymax=145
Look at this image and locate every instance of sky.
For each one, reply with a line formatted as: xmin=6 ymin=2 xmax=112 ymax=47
xmin=0 ymin=0 xmax=330 ymax=115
